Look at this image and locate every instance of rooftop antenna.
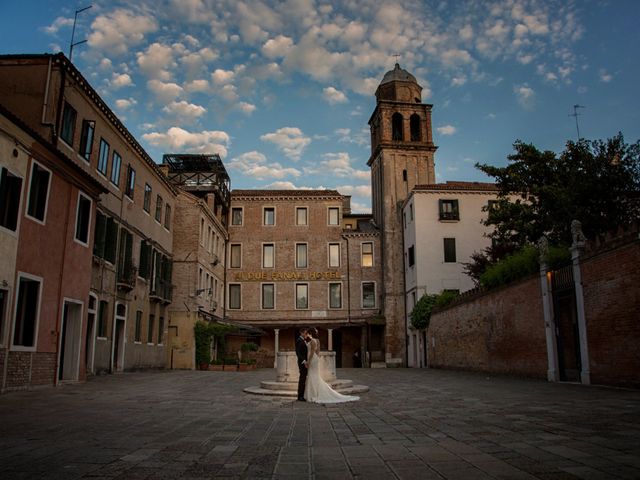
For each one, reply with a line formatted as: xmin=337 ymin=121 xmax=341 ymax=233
xmin=569 ymin=104 xmax=585 ymax=140
xmin=69 ymin=5 xmax=93 ymax=61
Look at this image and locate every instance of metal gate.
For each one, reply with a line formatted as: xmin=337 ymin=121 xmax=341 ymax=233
xmin=551 ymin=264 xmax=581 ymax=382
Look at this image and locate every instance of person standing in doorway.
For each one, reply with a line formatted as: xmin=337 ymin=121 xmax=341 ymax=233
xmin=295 ymin=327 xmax=309 ymax=401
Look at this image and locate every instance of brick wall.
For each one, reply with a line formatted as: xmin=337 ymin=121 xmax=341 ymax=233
xmin=581 ymin=238 xmax=640 ymax=388
xmin=428 ymin=275 xmax=548 ymax=378
xmin=4 ymin=351 xmax=56 ymax=390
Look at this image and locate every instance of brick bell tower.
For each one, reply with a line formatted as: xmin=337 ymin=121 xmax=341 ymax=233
xmin=368 ymin=63 xmax=437 ymax=366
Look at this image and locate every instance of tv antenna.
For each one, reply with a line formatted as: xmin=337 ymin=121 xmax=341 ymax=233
xmin=569 ymin=104 xmax=585 ymax=140
xmin=69 ymin=5 xmax=93 ymax=61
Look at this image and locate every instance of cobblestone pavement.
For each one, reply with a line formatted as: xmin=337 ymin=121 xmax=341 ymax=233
xmin=1 ymin=368 xmax=639 ymax=480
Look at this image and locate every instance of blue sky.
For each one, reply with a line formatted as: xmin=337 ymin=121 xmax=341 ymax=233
xmin=2 ymin=0 xmax=639 ymax=213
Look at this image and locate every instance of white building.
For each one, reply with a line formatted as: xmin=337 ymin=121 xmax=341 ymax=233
xmin=403 ymin=181 xmax=499 ymax=367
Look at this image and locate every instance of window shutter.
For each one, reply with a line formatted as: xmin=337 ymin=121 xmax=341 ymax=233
xmin=93 ymin=212 xmax=107 ymax=257
xmin=105 ymin=218 xmax=118 ymax=263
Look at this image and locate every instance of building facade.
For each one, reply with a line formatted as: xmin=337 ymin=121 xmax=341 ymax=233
xmin=367 ymin=63 xmax=437 ymax=366
xmin=161 ymin=154 xmax=230 ymax=369
xmin=0 ymin=53 xmax=177 ymax=375
xmin=0 ymin=105 xmax=105 ymax=391
xmin=226 ymin=190 xmax=383 ymax=367
xmin=403 ymin=182 xmax=499 ymax=367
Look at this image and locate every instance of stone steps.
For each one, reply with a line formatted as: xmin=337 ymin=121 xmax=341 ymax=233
xmin=244 ymin=381 xmax=369 ymax=397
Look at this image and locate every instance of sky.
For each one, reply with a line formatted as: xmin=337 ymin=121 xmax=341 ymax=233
xmin=1 ymin=0 xmax=639 ymax=213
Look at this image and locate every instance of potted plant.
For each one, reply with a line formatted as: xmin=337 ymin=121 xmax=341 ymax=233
xmin=223 ymin=358 xmax=238 ymax=371
xmin=208 ymin=359 xmax=223 ymax=371
xmin=246 ymin=358 xmax=257 ymax=370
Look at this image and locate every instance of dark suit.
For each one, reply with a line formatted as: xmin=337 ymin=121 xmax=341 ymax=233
xmin=295 ymin=335 xmax=308 ymax=400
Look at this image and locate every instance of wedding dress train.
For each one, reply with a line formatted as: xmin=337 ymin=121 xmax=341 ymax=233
xmin=304 ymin=342 xmax=359 ymax=404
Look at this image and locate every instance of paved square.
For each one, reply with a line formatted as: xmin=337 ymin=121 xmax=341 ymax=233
xmin=1 ymin=368 xmax=639 ymax=479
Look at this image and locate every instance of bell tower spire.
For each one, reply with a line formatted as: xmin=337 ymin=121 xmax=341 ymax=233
xmin=368 ymin=63 xmax=437 ymax=366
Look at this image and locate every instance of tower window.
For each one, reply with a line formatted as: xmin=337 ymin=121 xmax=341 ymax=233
xmin=403 ymin=169 xmax=407 ymax=182
xmin=392 ymin=113 xmax=403 ymax=141
xmin=410 ymin=114 xmax=421 ymax=141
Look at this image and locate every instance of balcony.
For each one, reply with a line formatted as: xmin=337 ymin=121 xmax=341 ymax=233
xmin=150 ymin=280 xmax=173 ymax=304
xmin=116 ymin=265 xmax=137 ymax=291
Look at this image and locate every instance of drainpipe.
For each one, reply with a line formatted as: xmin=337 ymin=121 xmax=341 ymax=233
xmin=53 ymin=56 xmax=66 ymax=147
xmin=41 ymin=56 xmax=55 ymax=140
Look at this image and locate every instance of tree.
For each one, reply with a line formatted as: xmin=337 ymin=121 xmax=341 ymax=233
xmin=466 ymin=134 xmax=640 ymax=281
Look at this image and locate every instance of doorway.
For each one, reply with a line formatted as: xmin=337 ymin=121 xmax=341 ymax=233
xmin=85 ymin=294 xmax=97 ymax=374
xmin=333 ymin=329 xmax=342 ymax=368
xmin=552 ymin=265 xmax=581 ymax=382
xmin=111 ymin=302 xmax=127 ymax=372
xmin=59 ymin=299 xmax=83 ymax=382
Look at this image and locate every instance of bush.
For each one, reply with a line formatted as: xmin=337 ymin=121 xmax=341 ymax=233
xmin=410 ymin=290 xmax=459 ymax=330
xmin=240 ymin=342 xmax=259 ymax=352
xmin=194 ymin=321 xmax=236 ymax=366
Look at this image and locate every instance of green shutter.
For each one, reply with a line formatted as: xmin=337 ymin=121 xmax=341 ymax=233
xmin=93 ymin=213 xmax=107 ymax=258
xmin=105 ymin=218 xmax=118 ymax=263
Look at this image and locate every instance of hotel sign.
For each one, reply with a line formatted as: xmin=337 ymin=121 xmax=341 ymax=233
xmin=233 ymin=271 xmax=342 ymax=281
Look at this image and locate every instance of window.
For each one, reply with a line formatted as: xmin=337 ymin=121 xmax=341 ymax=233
xmin=263 ymin=207 xmax=275 ymax=226
xmin=408 ymin=245 xmax=415 ymax=267
xmin=93 ymin=214 xmax=118 ymax=263
xmin=74 ymin=193 xmax=92 ymax=245
xmin=230 ymin=244 xmax=241 ymax=268
xmin=97 ymin=300 xmax=108 ymax=338
xmin=118 ymin=228 xmax=134 ymax=282
xmin=12 ymin=275 xmax=42 ymax=348
xmin=97 ymin=138 xmax=109 ymax=175
xmin=147 ymin=314 xmax=155 ymax=344
xmin=26 ymin=161 xmax=51 ymax=223
xmin=329 ymin=283 xmax=342 ymax=309
xmin=328 ymin=207 xmax=339 ymax=225
xmin=60 ymin=102 xmax=77 ymax=146
xmin=296 ymin=207 xmax=308 ymax=226
xmin=143 ymin=184 xmax=152 ymax=212
xmin=158 ymin=317 xmax=164 ymax=345
xmin=487 ymin=200 xmax=498 ymax=212
xmin=229 ymin=284 xmax=241 ymax=309
xmin=410 ymin=113 xmax=421 ymax=141
xmin=231 ymin=207 xmax=243 ymax=226
xmin=263 ymin=243 xmax=274 ymax=268
xmin=0 ymin=166 xmax=22 ymax=232
xmin=110 ymin=152 xmax=122 ymax=186
xmin=155 ymin=195 xmax=163 ymax=222
xmin=295 ymin=283 xmax=308 ymax=309
xmin=139 ymin=240 xmax=152 ymax=279
xmin=439 ymin=199 xmax=460 ymax=221
xmin=296 ymin=243 xmax=307 ymax=268
xmin=402 ymin=169 xmax=408 ymax=182
xmin=392 ymin=112 xmax=403 ymax=141
xmin=409 ymin=203 xmax=414 ymax=221
xmin=262 ymin=284 xmax=275 ymax=309
xmin=125 ymin=165 xmax=135 ymax=199
xmin=328 ymin=243 xmax=340 ymax=268
xmin=444 ymin=238 xmax=457 ymax=263
xmin=134 ymin=311 xmax=142 ymax=342
xmin=164 ymin=205 xmax=171 ymax=230
xmin=362 ymin=282 xmax=376 ymax=308
xmin=361 ymin=242 xmax=373 ymax=267
xmin=79 ymin=120 xmax=95 ymax=161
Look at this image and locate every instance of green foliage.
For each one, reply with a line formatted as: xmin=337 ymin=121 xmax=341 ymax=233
xmin=240 ymin=342 xmax=259 ymax=352
xmin=194 ymin=321 xmax=236 ymax=366
xmin=468 ymin=133 xmax=640 ymax=281
xmin=410 ymin=290 xmax=460 ymax=330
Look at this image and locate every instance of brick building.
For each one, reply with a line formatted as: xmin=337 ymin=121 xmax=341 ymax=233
xmin=226 ymin=190 xmax=383 ymax=367
xmin=0 ymin=104 xmax=105 ymax=391
xmin=0 ymin=53 xmax=177 ymax=374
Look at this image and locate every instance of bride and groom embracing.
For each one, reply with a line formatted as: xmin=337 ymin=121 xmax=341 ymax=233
xmin=295 ymin=327 xmax=359 ymax=404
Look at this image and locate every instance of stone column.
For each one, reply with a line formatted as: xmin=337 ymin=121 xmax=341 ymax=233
xmin=538 ymin=236 xmax=559 ymax=382
xmin=274 ymin=328 xmax=280 ymax=368
xmin=570 ymin=220 xmax=590 ymax=385
xmin=327 ymin=328 xmax=333 ymax=351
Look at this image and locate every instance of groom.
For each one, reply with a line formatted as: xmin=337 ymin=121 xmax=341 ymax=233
xmin=295 ymin=327 xmax=309 ymax=401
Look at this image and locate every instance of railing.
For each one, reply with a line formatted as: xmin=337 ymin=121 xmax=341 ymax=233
xmin=116 ymin=265 xmax=136 ymax=290
xmin=439 ymin=211 xmax=460 ymax=221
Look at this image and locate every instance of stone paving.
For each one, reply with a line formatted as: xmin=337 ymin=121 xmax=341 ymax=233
xmin=1 ymin=368 xmax=639 ymax=479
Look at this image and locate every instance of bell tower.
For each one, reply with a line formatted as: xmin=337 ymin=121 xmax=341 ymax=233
xmin=368 ymin=63 xmax=437 ymax=366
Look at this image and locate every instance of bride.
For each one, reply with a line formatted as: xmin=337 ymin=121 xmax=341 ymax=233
xmin=304 ymin=327 xmax=359 ymax=404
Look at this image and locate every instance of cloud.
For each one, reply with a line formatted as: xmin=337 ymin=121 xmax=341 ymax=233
xmin=335 ymin=127 xmax=369 ymax=147
xmin=184 ymin=79 xmax=209 ymax=92
xmin=514 ymin=84 xmax=535 ymax=109
xmin=334 ymin=184 xmax=371 ymax=198
xmin=110 ymin=73 xmax=133 ymax=89
xmin=308 ymin=152 xmax=370 ymax=181
xmin=451 ymin=76 xmax=467 ymax=87
xmin=211 ymin=68 xmax=235 ymax=84
xmin=441 ymin=49 xmax=473 ymax=67
xmin=236 ymin=102 xmax=257 ymax=115
xmin=162 ymin=101 xmax=206 ymax=122
xmin=147 ymin=79 xmax=184 ymax=102
xmin=137 ymin=42 xmax=176 ymax=80
xmin=437 ymin=125 xmax=457 ymax=136
xmin=42 ymin=16 xmax=73 ymax=34
xmin=261 ymin=127 xmax=311 ymax=160
xmin=262 ymin=35 xmax=294 ymax=58
xmin=599 ymin=69 xmax=613 ymax=83
xmin=88 ymin=9 xmax=158 ymax=55
xmin=323 ymin=86 xmax=348 ymax=105
xmin=227 ymin=151 xmax=301 ymax=180
xmin=115 ymin=98 xmax=137 ymax=110
xmin=142 ymin=127 xmax=230 ymax=157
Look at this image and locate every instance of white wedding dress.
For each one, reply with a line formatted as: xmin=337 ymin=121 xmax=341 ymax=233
xmin=304 ymin=339 xmax=359 ymax=404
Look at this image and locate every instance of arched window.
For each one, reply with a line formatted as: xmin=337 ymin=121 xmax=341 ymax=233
xmin=410 ymin=114 xmax=421 ymax=141
xmin=392 ymin=113 xmax=403 ymax=141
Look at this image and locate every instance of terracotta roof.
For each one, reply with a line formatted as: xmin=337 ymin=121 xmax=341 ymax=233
xmin=231 ymin=189 xmax=342 ymax=197
xmin=413 ymin=181 xmax=498 ymax=192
